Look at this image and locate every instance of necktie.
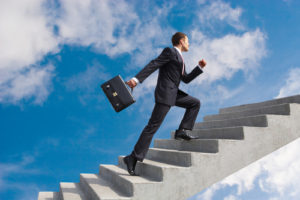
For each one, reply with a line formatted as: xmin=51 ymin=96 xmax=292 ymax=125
xmin=179 ymin=53 xmax=185 ymax=75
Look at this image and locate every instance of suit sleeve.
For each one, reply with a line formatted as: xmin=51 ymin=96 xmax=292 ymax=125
xmin=181 ymin=66 xmax=203 ymax=84
xmin=135 ymin=47 xmax=171 ymax=83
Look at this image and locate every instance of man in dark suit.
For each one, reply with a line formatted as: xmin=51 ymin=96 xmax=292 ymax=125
xmin=124 ymin=32 xmax=207 ymax=175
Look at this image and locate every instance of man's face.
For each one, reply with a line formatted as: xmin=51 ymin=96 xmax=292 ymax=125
xmin=180 ymin=36 xmax=189 ymax=52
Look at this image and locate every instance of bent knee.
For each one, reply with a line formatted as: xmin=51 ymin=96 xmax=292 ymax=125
xmin=193 ymin=98 xmax=201 ymax=108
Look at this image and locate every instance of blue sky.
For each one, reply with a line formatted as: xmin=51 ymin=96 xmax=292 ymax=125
xmin=1 ymin=0 xmax=300 ymax=199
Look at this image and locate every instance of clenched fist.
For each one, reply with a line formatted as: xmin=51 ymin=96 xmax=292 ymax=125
xmin=126 ymin=79 xmax=137 ymax=89
xmin=199 ymin=59 xmax=207 ymax=68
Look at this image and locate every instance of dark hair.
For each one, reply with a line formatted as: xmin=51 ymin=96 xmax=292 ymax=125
xmin=171 ymin=32 xmax=187 ymax=46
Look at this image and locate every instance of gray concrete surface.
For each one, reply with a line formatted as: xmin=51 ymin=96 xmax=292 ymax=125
xmin=38 ymin=96 xmax=300 ymax=200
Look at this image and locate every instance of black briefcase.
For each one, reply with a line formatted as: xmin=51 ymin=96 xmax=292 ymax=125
xmin=101 ymin=75 xmax=135 ymax=112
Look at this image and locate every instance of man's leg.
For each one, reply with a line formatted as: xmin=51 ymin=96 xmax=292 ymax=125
xmin=175 ymin=93 xmax=201 ymax=131
xmin=131 ymin=103 xmax=171 ymax=162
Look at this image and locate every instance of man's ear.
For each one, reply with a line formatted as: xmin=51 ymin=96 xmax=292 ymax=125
xmin=179 ymin=39 xmax=184 ymax=46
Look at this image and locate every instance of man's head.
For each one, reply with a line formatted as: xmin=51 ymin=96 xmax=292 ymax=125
xmin=172 ymin=32 xmax=189 ymax=52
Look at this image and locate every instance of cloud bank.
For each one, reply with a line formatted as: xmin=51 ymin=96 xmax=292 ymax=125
xmin=276 ymin=67 xmax=300 ymax=98
xmin=0 ymin=0 xmax=58 ymax=105
xmin=0 ymin=0 xmax=267 ymax=105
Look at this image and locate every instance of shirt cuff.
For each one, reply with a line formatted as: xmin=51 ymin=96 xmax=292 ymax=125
xmin=197 ymin=65 xmax=203 ymax=69
xmin=132 ymin=77 xmax=139 ymax=84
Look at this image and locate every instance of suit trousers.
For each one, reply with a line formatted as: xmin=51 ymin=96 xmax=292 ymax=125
xmin=131 ymin=93 xmax=200 ymax=161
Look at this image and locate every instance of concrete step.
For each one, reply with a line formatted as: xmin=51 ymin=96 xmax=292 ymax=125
xmin=118 ymin=156 xmax=186 ymax=182
xmin=194 ymin=115 xmax=268 ymax=129
xmin=219 ymin=94 xmax=300 ymax=114
xmin=79 ymin=173 xmax=131 ymax=200
xmin=145 ymin=148 xmax=192 ymax=167
xmin=38 ymin=98 xmax=300 ymax=200
xmin=60 ymin=182 xmax=86 ymax=200
xmin=170 ymin=126 xmax=244 ymax=140
xmin=99 ymin=164 xmax=160 ymax=197
xmin=154 ymin=139 xmax=219 ymax=153
xmin=204 ymin=103 xmax=291 ymax=122
xmin=38 ymin=192 xmax=60 ymax=200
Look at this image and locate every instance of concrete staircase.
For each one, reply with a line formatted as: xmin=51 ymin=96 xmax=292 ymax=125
xmin=38 ymin=94 xmax=300 ymax=200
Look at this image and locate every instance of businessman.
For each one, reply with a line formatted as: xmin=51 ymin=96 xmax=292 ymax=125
xmin=124 ymin=32 xmax=207 ymax=176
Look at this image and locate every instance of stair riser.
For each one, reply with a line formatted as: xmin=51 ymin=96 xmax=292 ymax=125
xmin=99 ymin=165 xmax=163 ymax=199
xmin=219 ymin=95 xmax=300 ymax=114
xmin=99 ymin=166 xmax=133 ymax=196
xmin=145 ymin=149 xmax=192 ymax=167
xmin=118 ymin=156 xmax=163 ymax=181
xmin=171 ymin=127 xmax=244 ymax=140
xmin=194 ymin=116 xmax=268 ymax=129
xmin=60 ymin=183 xmax=85 ymax=200
xmin=154 ymin=139 xmax=219 ymax=153
xmin=79 ymin=175 xmax=100 ymax=200
xmin=204 ymin=104 xmax=290 ymax=122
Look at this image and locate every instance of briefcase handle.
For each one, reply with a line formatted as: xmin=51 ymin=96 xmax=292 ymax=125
xmin=126 ymin=84 xmax=134 ymax=94
xmin=123 ymin=80 xmax=134 ymax=94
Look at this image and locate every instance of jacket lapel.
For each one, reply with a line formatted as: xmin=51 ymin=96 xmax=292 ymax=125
xmin=172 ymin=47 xmax=184 ymax=73
xmin=172 ymin=47 xmax=183 ymax=66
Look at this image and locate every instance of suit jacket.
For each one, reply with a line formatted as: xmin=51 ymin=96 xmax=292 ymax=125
xmin=135 ymin=47 xmax=203 ymax=106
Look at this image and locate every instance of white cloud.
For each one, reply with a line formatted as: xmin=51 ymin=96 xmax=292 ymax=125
xmin=197 ymin=0 xmax=244 ymax=30
xmin=194 ymin=183 xmax=222 ymax=200
xmin=57 ymin=0 xmax=138 ymax=56
xmin=221 ymin=161 xmax=262 ymax=195
xmin=258 ymin=139 xmax=300 ymax=198
xmin=0 ymin=64 xmax=55 ymax=105
xmin=0 ymin=0 xmax=174 ymax=105
xmin=0 ymin=0 xmax=59 ymax=105
xmin=0 ymin=0 xmax=267 ymax=106
xmin=186 ymin=29 xmax=267 ymax=85
xmin=224 ymin=195 xmax=238 ymax=200
xmin=276 ymin=67 xmax=300 ymax=98
xmin=190 ymin=84 xmax=244 ymax=108
xmin=57 ymin=0 xmax=173 ymax=59
xmin=0 ymin=0 xmax=59 ymax=70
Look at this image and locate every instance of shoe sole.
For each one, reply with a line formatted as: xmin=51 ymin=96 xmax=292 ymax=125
xmin=123 ymin=157 xmax=137 ymax=176
xmin=174 ymin=137 xmax=191 ymax=141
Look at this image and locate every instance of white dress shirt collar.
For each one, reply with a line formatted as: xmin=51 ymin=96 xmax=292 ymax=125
xmin=174 ymin=46 xmax=182 ymax=56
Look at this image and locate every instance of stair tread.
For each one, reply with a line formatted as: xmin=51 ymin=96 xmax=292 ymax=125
xmin=100 ymin=165 xmax=160 ymax=184
xmin=206 ymin=103 xmax=290 ymax=120
xmin=80 ymin=173 xmax=131 ymax=199
xmin=60 ymin=182 xmax=86 ymax=200
xmin=156 ymin=138 xmax=218 ymax=142
xmin=194 ymin=114 xmax=268 ymax=129
xmin=119 ymin=155 xmax=186 ymax=169
xmin=197 ymin=114 xmax=267 ymax=123
xmin=219 ymin=94 xmax=300 ymax=113
xmin=149 ymin=147 xmax=195 ymax=154
xmin=175 ymin=126 xmax=244 ymax=132
xmin=149 ymin=147 xmax=217 ymax=155
xmin=38 ymin=192 xmax=59 ymax=200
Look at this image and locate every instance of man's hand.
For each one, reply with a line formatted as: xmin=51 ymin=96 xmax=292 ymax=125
xmin=199 ymin=59 xmax=207 ymax=68
xmin=126 ymin=78 xmax=137 ymax=89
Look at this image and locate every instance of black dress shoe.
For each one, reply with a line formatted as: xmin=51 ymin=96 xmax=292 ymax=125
xmin=174 ymin=129 xmax=197 ymax=140
xmin=123 ymin=155 xmax=137 ymax=176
